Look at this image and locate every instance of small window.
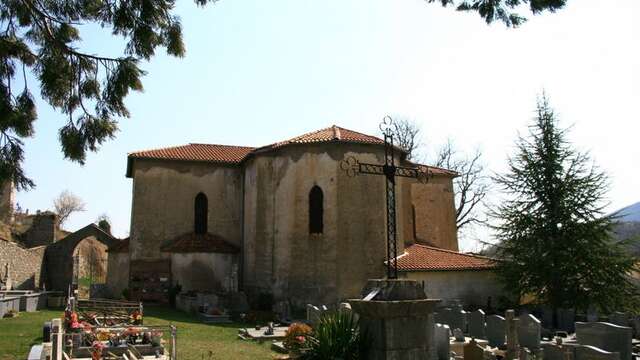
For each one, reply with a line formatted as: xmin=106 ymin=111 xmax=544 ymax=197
xmin=412 ymin=205 xmax=417 ymax=240
xmin=194 ymin=192 xmax=208 ymax=234
xmin=309 ymin=185 xmax=324 ymax=234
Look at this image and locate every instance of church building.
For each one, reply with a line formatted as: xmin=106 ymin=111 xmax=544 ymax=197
xmin=116 ymin=125 xmax=466 ymax=306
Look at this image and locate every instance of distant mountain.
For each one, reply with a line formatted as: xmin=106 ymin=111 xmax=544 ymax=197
xmin=613 ymin=201 xmax=640 ymax=222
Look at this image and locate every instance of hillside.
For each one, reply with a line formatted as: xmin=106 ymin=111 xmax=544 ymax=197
xmin=614 ymin=201 xmax=640 ymax=222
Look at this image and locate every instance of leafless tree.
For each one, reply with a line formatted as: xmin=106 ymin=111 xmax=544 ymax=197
xmin=389 ymin=118 xmax=490 ymax=230
xmin=391 ymin=118 xmax=422 ymax=161
xmin=53 ymin=190 xmax=86 ymax=227
xmin=434 ymin=140 xmax=490 ymax=230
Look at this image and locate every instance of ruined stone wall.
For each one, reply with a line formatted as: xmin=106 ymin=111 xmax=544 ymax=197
xmin=21 ymin=213 xmax=58 ymax=248
xmin=243 ymin=144 xmax=414 ymax=307
xmin=402 ymin=270 xmax=505 ymax=308
xmin=0 ymin=239 xmax=45 ymax=289
xmin=129 ymin=160 xmax=244 ymax=261
xmin=411 ymin=176 xmax=458 ymax=251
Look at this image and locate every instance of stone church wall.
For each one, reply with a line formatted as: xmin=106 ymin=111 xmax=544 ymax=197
xmin=106 ymin=251 xmax=129 ymax=298
xmin=411 ymin=176 xmax=458 ymax=251
xmin=243 ymin=143 xmax=413 ymax=307
xmin=402 ymin=270 xmax=505 ymax=308
xmin=170 ymin=252 xmax=237 ymax=293
xmin=0 ymin=239 xmax=45 ymax=289
xmin=128 ymin=160 xmax=244 ymax=261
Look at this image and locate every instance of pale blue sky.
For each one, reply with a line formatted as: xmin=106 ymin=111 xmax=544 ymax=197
xmin=16 ymin=0 xmax=640 ymax=251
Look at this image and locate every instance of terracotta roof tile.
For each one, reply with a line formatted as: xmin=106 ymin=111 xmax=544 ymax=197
xmin=126 ymin=125 xmax=457 ymax=177
xmin=395 ymin=244 xmax=496 ymax=271
xmin=257 ymin=125 xmax=384 ymax=151
xmin=160 ymin=232 xmax=240 ymax=254
xmin=129 ymin=143 xmax=254 ymax=164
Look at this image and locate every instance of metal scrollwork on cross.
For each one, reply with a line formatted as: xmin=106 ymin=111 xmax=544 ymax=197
xmin=340 ymin=116 xmax=433 ymax=279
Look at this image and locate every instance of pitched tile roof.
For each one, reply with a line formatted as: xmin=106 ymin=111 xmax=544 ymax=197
xmin=129 ymin=143 xmax=255 ymax=164
xmin=126 ymin=125 xmax=457 ymax=177
xmin=257 ymin=125 xmax=384 ymax=151
xmin=395 ymin=244 xmax=496 ymax=271
xmin=160 ymin=232 xmax=240 ymax=254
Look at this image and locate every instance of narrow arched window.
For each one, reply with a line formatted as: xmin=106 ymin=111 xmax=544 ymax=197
xmin=309 ymin=185 xmax=324 ymax=234
xmin=412 ymin=205 xmax=417 ymax=241
xmin=194 ymin=192 xmax=208 ymax=234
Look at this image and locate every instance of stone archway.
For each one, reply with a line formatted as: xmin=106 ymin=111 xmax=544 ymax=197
xmin=72 ymin=236 xmax=109 ymax=298
xmin=44 ymin=224 xmax=117 ymax=292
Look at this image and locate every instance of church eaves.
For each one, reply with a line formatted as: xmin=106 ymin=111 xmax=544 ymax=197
xmin=126 ymin=125 xmax=458 ymax=177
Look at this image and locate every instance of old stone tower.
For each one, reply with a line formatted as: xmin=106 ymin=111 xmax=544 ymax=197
xmin=121 ymin=126 xmax=458 ymax=306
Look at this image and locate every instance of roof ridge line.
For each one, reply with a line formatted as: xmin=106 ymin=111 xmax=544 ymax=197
xmin=410 ymin=243 xmax=494 ymax=260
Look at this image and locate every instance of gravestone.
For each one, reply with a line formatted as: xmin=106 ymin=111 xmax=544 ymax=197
xmin=486 ymin=314 xmax=506 ymax=348
xmin=518 ymin=313 xmax=541 ymax=350
xmin=608 ymin=312 xmax=628 ymax=327
xmin=558 ymin=308 xmax=576 ymax=333
xmin=505 ymin=310 xmax=520 ymax=360
xmin=541 ymin=307 xmax=554 ymax=329
xmin=435 ymin=323 xmax=451 ymax=360
xmin=469 ymin=310 xmax=486 ymax=339
xmin=306 ymin=304 xmax=322 ymax=324
xmin=464 ymin=338 xmax=485 ymax=360
xmin=437 ymin=307 xmax=468 ymax=334
xmin=453 ymin=328 xmax=465 ymax=342
xmin=542 ymin=343 xmax=566 ymax=360
xmin=575 ymin=322 xmax=632 ymax=360
xmin=575 ymin=345 xmax=620 ymax=360
xmin=630 ymin=316 xmax=640 ymax=338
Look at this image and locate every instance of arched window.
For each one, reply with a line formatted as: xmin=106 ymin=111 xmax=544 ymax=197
xmin=412 ymin=205 xmax=417 ymax=241
xmin=194 ymin=192 xmax=208 ymax=234
xmin=309 ymin=185 xmax=324 ymax=234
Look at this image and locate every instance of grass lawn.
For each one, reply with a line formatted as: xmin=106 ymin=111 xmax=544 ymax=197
xmin=0 ymin=307 xmax=277 ymax=360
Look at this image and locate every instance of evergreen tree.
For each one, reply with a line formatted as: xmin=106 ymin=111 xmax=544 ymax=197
xmin=493 ymin=95 xmax=638 ymax=313
xmin=0 ymin=1 xmax=567 ymax=189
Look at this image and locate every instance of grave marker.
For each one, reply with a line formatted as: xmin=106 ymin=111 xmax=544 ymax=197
xmin=575 ymin=322 xmax=632 ymax=360
xmin=486 ymin=314 xmax=506 ymax=348
xmin=517 ymin=313 xmax=541 ymax=350
xmin=575 ymin=345 xmax=620 ymax=360
xmin=469 ymin=309 xmax=486 ymax=339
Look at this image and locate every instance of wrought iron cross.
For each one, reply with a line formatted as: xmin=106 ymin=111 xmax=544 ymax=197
xmin=340 ymin=116 xmax=431 ymax=279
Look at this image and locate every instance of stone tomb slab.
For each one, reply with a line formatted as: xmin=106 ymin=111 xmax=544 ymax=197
xmin=575 ymin=345 xmax=620 ymax=360
xmin=575 ymin=322 xmax=632 ymax=360
xmin=436 ymin=307 xmax=468 ymax=334
xmin=608 ymin=312 xmax=628 ymax=327
xmin=469 ymin=309 xmax=486 ymax=339
xmin=451 ymin=337 xmax=488 ymax=357
xmin=435 ymin=323 xmax=451 ymax=360
xmin=517 ymin=313 xmax=541 ymax=350
xmin=464 ymin=339 xmax=485 ymax=360
xmin=486 ymin=315 xmax=506 ymax=348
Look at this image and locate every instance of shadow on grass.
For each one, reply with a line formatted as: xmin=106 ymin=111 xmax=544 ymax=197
xmin=143 ymin=305 xmax=253 ymax=329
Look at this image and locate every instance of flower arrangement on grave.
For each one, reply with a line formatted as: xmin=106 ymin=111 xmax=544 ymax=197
xmin=90 ymin=340 xmax=106 ymax=360
xmin=96 ymin=330 xmax=111 ymax=342
xmin=283 ymin=323 xmax=312 ymax=353
xmin=130 ymin=310 xmax=143 ymax=325
xmin=123 ymin=327 xmax=142 ymax=344
xmin=64 ymin=311 xmax=83 ymax=332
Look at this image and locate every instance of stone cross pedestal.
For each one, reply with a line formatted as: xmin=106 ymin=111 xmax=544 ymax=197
xmin=350 ymin=279 xmax=440 ymax=360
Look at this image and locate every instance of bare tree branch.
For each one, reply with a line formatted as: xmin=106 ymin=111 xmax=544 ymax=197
xmin=53 ymin=189 xmax=85 ymax=226
xmin=390 ymin=122 xmax=491 ymax=232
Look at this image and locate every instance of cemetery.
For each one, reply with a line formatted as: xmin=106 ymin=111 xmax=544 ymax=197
xmin=0 ymin=1 xmax=639 ymax=359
